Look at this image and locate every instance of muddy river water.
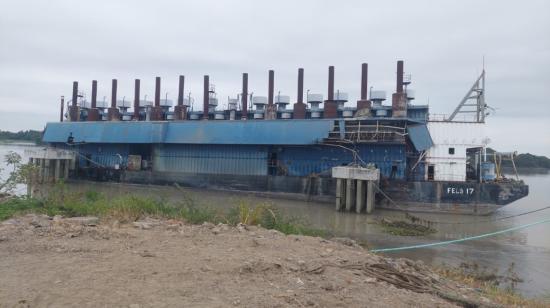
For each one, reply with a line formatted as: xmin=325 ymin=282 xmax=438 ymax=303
xmin=2 ymin=144 xmax=550 ymax=298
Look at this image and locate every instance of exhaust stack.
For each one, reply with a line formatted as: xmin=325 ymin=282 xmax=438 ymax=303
xmin=396 ymin=60 xmax=404 ymax=93
xmin=155 ymin=77 xmax=161 ymax=107
xmin=203 ymin=75 xmax=209 ymax=120
xmin=87 ymin=80 xmax=100 ymax=121
xmin=265 ymin=70 xmax=276 ymax=120
xmin=293 ymin=68 xmax=306 ymax=119
xmin=174 ymin=75 xmax=186 ymax=120
xmin=241 ymin=73 xmax=248 ymax=120
xmin=59 ymin=96 xmax=64 ymax=122
xmin=391 ymin=60 xmax=407 ymax=117
xmin=150 ymin=77 xmax=164 ymax=121
xmin=323 ymin=66 xmax=337 ymax=118
xmin=133 ymin=79 xmax=140 ymax=121
xmin=68 ymin=81 xmax=79 ymax=121
xmin=108 ymin=79 xmax=120 ymax=121
xmin=356 ymin=63 xmax=372 ymax=117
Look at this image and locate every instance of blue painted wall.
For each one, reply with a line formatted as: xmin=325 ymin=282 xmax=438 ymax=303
xmin=277 ymin=144 xmax=406 ymax=179
xmin=53 ymin=141 xmax=407 ymax=179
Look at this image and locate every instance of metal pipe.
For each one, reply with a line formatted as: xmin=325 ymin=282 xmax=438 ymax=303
xmin=203 ymin=75 xmax=209 ymax=120
xmin=154 ymin=77 xmax=161 ymax=107
xmin=328 ymin=66 xmax=334 ymax=100
xmin=91 ymin=80 xmax=97 ymax=109
xmin=242 ymin=73 xmax=248 ymax=119
xmin=134 ymin=79 xmax=140 ymax=120
xmin=361 ymin=63 xmax=368 ymax=100
xmin=178 ymin=75 xmax=185 ymax=106
xmin=396 ymin=60 xmax=404 ymax=93
xmin=111 ymin=79 xmax=117 ymax=108
xmin=72 ymin=81 xmax=78 ymax=107
xmin=297 ymin=68 xmax=304 ymax=104
xmin=60 ymin=96 xmax=64 ymax=122
xmin=268 ymin=70 xmax=274 ymax=106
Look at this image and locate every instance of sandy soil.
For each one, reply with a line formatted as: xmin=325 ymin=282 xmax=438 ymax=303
xmin=0 ymin=214 xmax=496 ymax=308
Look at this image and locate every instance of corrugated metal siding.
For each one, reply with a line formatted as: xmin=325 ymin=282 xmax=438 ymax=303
xmin=278 ymin=144 xmax=406 ymax=179
xmin=154 ymin=144 xmax=268 ymax=176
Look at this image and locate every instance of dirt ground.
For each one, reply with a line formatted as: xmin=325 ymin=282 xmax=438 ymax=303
xmin=0 ymin=214 xmax=497 ymax=308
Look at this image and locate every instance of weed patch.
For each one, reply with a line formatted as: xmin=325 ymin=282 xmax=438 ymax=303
xmin=380 ymin=218 xmax=436 ymax=236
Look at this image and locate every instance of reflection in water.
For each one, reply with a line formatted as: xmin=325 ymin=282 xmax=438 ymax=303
xmin=2 ymin=144 xmax=550 ymax=298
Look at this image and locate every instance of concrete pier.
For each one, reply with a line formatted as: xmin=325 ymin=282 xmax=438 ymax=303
xmin=332 ymin=166 xmax=379 ymax=214
xmin=345 ymin=179 xmax=355 ymax=211
xmin=356 ymin=180 xmax=365 ymax=213
xmin=335 ymin=179 xmax=345 ymax=211
xmin=24 ymin=148 xmax=75 ymax=184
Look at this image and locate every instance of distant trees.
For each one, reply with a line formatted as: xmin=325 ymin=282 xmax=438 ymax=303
xmin=0 ymin=130 xmax=43 ymax=144
xmin=486 ymin=148 xmax=550 ymax=169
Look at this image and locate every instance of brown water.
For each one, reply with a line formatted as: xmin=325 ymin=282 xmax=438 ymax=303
xmin=2 ymin=144 xmax=550 ymax=299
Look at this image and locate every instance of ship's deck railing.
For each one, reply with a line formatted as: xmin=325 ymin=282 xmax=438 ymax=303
xmin=429 ymin=113 xmax=484 ymax=123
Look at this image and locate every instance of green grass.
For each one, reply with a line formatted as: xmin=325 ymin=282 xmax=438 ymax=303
xmin=0 ymin=187 xmax=327 ymax=237
xmin=0 ymin=196 xmax=43 ymax=221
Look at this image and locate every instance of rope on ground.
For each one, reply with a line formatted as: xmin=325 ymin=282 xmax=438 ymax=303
xmin=370 ymin=219 xmax=550 ymax=253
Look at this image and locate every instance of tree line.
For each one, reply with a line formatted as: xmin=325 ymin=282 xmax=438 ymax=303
xmin=0 ymin=130 xmax=43 ymax=144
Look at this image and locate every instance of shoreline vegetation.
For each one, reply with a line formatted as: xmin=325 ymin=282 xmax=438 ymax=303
xmin=0 ymin=185 xmax=329 ymax=238
xmin=0 ymin=130 xmax=43 ymax=145
xmin=486 ymin=147 xmax=550 ymax=170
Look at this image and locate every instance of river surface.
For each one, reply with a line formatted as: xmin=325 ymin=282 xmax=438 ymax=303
xmin=2 ymin=144 xmax=549 ymax=299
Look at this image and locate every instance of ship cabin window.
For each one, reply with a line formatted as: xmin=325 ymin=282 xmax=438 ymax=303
xmin=427 ymin=165 xmax=435 ymax=181
xmin=448 ymin=147 xmax=455 ymax=155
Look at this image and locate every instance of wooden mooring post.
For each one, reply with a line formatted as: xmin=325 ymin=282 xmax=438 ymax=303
xmin=332 ymin=166 xmax=380 ymax=214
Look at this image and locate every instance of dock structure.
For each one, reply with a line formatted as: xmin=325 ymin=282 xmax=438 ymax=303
xmin=332 ymin=166 xmax=379 ymax=214
xmin=24 ymin=148 xmax=75 ymax=184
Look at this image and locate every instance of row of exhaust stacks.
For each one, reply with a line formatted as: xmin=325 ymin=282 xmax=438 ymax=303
xmin=65 ymin=61 xmax=409 ymax=122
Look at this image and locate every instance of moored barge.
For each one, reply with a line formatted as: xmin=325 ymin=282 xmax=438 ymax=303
xmin=40 ymin=61 xmax=528 ymax=215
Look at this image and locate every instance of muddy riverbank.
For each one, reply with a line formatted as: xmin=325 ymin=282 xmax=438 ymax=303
xmin=0 ymin=213 xmax=506 ymax=307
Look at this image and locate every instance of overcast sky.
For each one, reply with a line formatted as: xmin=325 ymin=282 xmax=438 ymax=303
xmin=0 ymin=0 xmax=549 ymax=155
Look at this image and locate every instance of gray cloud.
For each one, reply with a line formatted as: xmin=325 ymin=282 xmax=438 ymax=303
xmin=1 ymin=0 xmax=549 ymax=154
